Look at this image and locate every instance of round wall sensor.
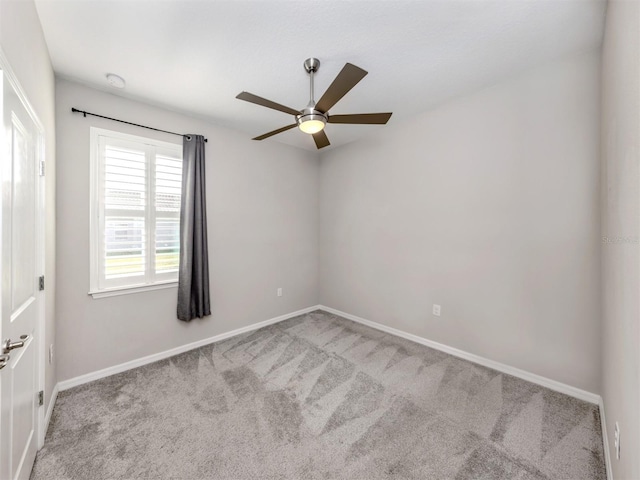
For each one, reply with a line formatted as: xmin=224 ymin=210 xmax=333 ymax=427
xmin=106 ymin=73 xmax=125 ymax=89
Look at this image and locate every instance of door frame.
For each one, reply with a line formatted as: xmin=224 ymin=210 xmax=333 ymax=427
xmin=0 ymin=46 xmax=47 ymax=450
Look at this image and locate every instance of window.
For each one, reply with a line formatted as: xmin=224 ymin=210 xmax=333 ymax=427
xmin=89 ymin=128 xmax=182 ymax=298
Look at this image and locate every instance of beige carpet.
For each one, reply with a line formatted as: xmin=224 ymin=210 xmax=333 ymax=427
xmin=31 ymin=310 xmax=606 ymax=479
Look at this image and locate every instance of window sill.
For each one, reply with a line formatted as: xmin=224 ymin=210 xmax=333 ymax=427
xmin=89 ymin=281 xmax=178 ymax=299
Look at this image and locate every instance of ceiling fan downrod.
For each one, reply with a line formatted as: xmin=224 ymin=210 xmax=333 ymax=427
xmin=298 ymin=58 xmax=327 ymax=134
xmin=304 ymin=57 xmax=320 ymax=107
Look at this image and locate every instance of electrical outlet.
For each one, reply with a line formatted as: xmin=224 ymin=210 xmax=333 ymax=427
xmin=49 ymin=344 xmax=54 ymax=364
xmin=432 ymin=304 xmax=441 ymax=316
xmin=277 ymin=288 xmax=283 ymax=297
xmin=614 ymin=422 xmax=620 ymax=460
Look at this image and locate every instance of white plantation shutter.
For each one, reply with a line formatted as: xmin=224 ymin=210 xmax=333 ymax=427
xmin=102 ymin=143 xmax=147 ymax=283
xmin=90 ymin=128 xmax=183 ymax=295
xmin=154 ymin=151 xmax=182 ymax=277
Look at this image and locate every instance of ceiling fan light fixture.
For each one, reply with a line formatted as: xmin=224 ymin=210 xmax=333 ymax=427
xmin=298 ymin=118 xmax=325 ymax=134
xmin=297 ymin=109 xmax=327 ymax=134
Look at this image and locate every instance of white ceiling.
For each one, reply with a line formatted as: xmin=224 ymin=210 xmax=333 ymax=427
xmin=34 ymin=0 xmax=606 ymax=151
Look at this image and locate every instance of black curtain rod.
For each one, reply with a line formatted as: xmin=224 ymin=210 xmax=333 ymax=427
xmin=71 ymin=108 xmax=208 ymax=143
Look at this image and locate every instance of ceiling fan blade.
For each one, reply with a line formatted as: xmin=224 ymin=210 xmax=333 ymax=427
xmin=252 ymin=124 xmax=297 ymax=141
xmin=312 ymin=130 xmax=330 ymax=149
xmin=236 ymin=92 xmax=300 ymax=116
xmin=328 ymin=113 xmax=392 ymax=125
xmin=315 ymin=63 xmax=368 ymax=113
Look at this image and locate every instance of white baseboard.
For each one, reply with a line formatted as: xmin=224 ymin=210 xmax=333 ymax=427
xmin=318 ymin=305 xmax=601 ymax=405
xmin=42 ymin=383 xmax=59 ymax=443
xmin=599 ymin=397 xmax=613 ymax=480
xmin=58 ymin=305 xmax=321 ymax=391
xmin=56 ymin=301 xmax=600 ymax=403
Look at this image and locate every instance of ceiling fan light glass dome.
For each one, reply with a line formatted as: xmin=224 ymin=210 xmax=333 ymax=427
xmin=298 ymin=119 xmax=325 ymax=134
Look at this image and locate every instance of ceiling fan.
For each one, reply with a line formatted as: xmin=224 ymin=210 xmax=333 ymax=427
xmin=236 ymin=58 xmax=393 ymax=149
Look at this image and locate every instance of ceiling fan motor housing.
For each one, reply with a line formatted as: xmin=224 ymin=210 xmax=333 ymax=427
xmin=297 ymin=107 xmax=327 ymax=124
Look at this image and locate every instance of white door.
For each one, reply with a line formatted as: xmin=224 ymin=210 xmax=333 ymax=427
xmin=0 ymin=67 xmax=43 ymax=480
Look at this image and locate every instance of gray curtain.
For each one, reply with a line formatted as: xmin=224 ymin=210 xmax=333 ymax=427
xmin=177 ymin=135 xmax=211 ymax=321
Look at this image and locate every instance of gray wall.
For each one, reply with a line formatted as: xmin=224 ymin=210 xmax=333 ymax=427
xmin=56 ymin=48 xmax=607 ymax=404
xmin=0 ymin=0 xmax=57 ymax=418
xmin=601 ymin=1 xmax=640 ymax=478
xmin=319 ymin=51 xmax=602 ymax=394
xmin=55 ymin=79 xmax=319 ymax=381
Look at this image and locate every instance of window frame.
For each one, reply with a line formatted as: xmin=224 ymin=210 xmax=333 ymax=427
xmin=89 ymin=127 xmax=182 ymax=299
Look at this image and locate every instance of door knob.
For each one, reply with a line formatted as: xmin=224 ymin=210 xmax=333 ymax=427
xmin=2 ymin=335 xmax=27 ymax=354
xmin=0 ymin=354 xmax=9 ymax=370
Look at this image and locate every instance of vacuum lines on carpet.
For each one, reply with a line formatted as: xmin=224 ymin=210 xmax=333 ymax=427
xmin=31 ymin=310 xmax=606 ymax=479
